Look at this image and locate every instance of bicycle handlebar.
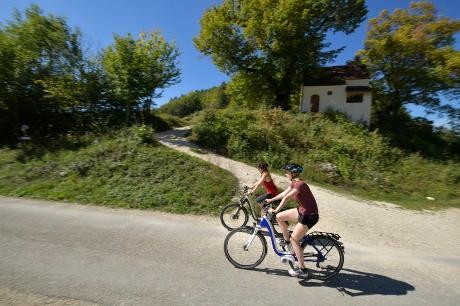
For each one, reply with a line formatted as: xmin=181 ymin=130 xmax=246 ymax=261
xmin=262 ymin=200 xmax=274 ymax=216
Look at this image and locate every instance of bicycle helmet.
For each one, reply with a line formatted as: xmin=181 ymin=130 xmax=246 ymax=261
xmin=283 ymin=163 xmax=303 ymax=174
xmin=257 ymin=162 xmax=268 ymax=170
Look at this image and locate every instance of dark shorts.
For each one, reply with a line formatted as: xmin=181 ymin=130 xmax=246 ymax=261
xmin=256 ymin=193 xmax=275 ymax=204
xmin=298 ymin=213 xmax=319 ymax=228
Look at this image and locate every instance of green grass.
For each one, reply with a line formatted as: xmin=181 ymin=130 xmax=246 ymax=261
xmin=0 ymin=132 xmax=238 ymax=215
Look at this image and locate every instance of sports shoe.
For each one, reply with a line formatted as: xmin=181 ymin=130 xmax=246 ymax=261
xmin=288 ymin=267 xmax=309 ymax=278
xmin=277 ymin=238 xmax=294 ymax=254
xmin=277 ymin=238 xmax=290 ymax=248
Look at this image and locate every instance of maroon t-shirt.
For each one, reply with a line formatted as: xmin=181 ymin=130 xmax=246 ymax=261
xmin=290 ymin=180 xmax=318 ymax=215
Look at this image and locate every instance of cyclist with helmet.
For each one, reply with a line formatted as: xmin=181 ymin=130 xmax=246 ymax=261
xmin=249 ymin=162 xmax=280 ymax=214
xmin=266 ymin=163 xmax=319 ymax=278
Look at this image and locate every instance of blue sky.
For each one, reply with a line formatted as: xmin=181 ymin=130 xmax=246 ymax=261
xmin=1 ymin=0 xmax=459 ymax=124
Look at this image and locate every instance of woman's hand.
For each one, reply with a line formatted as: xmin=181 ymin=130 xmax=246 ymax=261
xmin=268 ymin=208 xmax=277 ymax=214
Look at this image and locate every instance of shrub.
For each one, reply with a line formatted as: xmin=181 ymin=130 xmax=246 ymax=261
xmin=127 ymin=125 xmax=156 ymax=144
xmin=191 ymin=108 xmax=459 ymax=208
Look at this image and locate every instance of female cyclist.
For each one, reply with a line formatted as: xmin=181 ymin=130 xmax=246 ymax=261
xmin=250 ymin=162 xmax=279 ymax=214
xmin=266 ymin=163 xmax=319 ymax=278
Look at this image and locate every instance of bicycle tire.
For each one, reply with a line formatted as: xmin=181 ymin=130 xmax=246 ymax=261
xmin=289 ymin=235 xmax=344 ymax=280
xmin=220 ymin=203 xmax=249 ymax=230
xmin=224 ymin=227 xmax=267 ymax=269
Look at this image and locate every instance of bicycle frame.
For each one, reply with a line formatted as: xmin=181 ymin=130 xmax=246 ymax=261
xmin=246 ymin=214 xmax=291 ymax=257
xmin=246 ymin=213 xmax=328 ymax=264
xmin=239 ymin=188 xmax=260 ymax=221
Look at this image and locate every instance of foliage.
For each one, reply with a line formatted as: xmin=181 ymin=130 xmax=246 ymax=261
xmin=158 ymin=83 xmax=228 ymax=117
xmin=101 ymin=31 xmax=181 ymax=124
xmin=159 ymin=91 xmax=202 ymax=117
xmin=382 ymin=154 xmax=460 ymax=209
xmin=191 ymin=108 xmax=459 ymax=209
xmin=194 ymin=0 xmax=367 ymax=109
xmin=153 ymin=112 xmax=184 ymax=129
xmin=0 ymin=132 xmax=238 ymax=215
xmin=358 ymin=1 xmax=460 ymax=133
xmin=200 ymin=82 xmax=230 ymax=109
xmin=0 ymin=5 xmax=182 ymax=145
xmin=127 ymin=125 xmax=156 ymax=144
xmin=0 ymin=5 xmax=87 ymax=143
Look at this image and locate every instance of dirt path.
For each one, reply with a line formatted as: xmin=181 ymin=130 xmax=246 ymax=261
xmin=157 ymin=127 xmax=460 ymax=287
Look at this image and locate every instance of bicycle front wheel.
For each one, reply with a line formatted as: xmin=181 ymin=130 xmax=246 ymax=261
xmin=289 ymin=235 xmax=344 ymax=280
xmin=224 ymin=227 xmax=267 ymax=269
xmin=220 ymin=203 xmax=249 ymax=230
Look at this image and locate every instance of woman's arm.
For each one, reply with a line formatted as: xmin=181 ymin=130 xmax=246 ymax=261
xmin=250 ymin=172 xmax=267 ymax=193
xmin=273 ymin=188 xmax=299 ymax=213
xmin=266 ymin=186 xmax=291 ymax=202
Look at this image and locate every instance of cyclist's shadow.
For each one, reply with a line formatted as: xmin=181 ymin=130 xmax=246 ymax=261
xmin=298 ymin=268 xmax=415 ymax=297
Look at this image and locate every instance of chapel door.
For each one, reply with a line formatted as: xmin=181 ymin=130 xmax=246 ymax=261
xmin=310 ymin=95 xmax=320 ymax=113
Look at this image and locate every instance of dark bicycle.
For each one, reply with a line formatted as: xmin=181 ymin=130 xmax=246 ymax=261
xmin=220 ymin=186 xmax=283 ymax=232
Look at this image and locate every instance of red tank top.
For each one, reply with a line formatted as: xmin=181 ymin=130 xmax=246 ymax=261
xmin=263 ymin=180 xmax=279 ymax=196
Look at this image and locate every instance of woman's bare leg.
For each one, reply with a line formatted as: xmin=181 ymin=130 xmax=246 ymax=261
xmin=276 ymin=208 xmax=298 ymax=241
xmin=290 ymin=222 xmax=310 ymax=269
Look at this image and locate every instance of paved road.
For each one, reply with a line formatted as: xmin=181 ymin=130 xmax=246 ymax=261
xmin=1 ymin=197 xmax=459 ymax=306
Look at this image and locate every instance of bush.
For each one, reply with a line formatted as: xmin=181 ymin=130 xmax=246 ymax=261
xmin=154 ymin=112 xmax=184 ymax=128
xmin=191 ymin=108 xmax=459 ymax=209
xmin=127 ymin=125 xmax=156 ymax=144
xmin=190 ymin=111 xmax=231 ymax=153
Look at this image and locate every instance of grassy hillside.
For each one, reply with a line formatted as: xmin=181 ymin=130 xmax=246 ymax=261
xmin=190 ymin=108 xmax=459 ymax=210
xmin=0 ymin=128 xmax=238 ymax=215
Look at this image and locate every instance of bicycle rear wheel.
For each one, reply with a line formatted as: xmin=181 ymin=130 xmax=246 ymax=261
xmin=289 ymin=235 xmax=344 ymax=280
xmin=224 ymin=227 xmax=267 ymax=269
xmin=220 ymin=203 xmax=249 ymax=230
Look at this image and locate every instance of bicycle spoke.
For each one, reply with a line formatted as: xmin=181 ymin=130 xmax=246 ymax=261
xmin=220 ymin=203 xmax=248 ymax=230
xmin=303 ymin=237 xmax=344 ymax=280
xmin=224 ymin=227 xmax=267 ymax=269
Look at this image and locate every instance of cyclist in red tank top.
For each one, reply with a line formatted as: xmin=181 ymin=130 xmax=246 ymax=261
xmin=262 ymin=179 xmax=278 ymax=196
xmin=250 ymin=163 xmax=280 ymax=215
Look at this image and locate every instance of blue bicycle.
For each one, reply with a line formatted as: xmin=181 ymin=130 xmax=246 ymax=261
xmin=224 ymin=204 xmax=345 ymax=280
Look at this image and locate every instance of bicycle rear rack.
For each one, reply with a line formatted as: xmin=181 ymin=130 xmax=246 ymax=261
xmin=305 ymin=231 xmax=345 ymax=253
xmin=307 ymin=231 xmax=341 ymax=241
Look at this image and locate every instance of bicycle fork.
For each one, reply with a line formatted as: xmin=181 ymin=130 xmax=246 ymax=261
xmin=244 ymin=224 xmax=261 ymax=251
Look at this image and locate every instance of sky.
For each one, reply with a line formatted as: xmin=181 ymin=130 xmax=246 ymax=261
xmin=0 ymin=0 xmax=459 ymax=124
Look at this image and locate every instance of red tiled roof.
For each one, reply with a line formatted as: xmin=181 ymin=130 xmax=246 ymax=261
xmin=303 ymin=64 xmax=370 ymax=86
xmin=327 ymin=64 xmax=370 ymax=80
xmin=346 ymin=86 xmax=371 ymax=92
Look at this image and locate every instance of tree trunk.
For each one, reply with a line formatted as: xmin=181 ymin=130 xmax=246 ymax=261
xmin=273 ymin=92 xmax=290 ymax=110
xmin=273 ymin=74 xmax=293 ymax=110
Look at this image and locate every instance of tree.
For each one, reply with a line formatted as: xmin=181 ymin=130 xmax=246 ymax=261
xmin=159 ymin=83 xmax=229 ymax=117
xmin=0 ymin=4 xmax=86 ymax=142
xmin=358 ymin=1 xmax=460 ymax=132
xmin=101 ymin=32 xmax=181 ymax=124
xmin=194 ymin=0 xmax=367 ymax=109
